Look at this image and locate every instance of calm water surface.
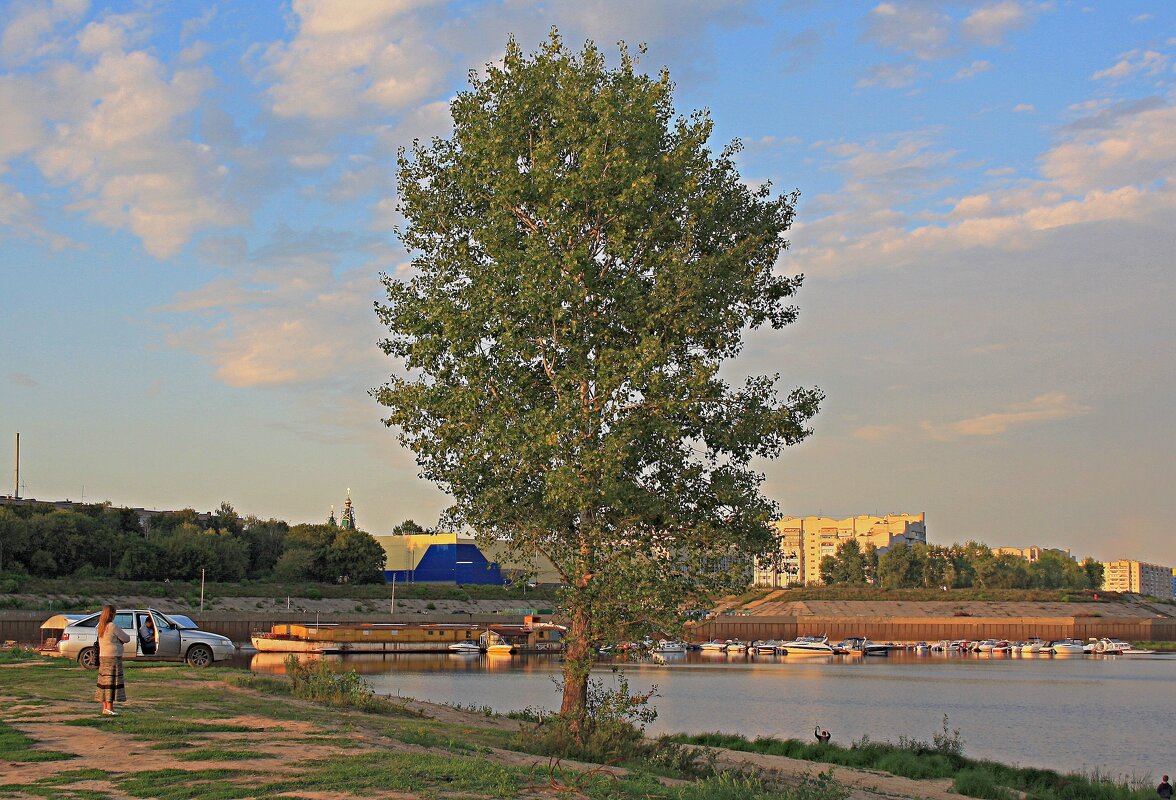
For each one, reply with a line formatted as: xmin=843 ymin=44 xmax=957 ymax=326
xmin=249 ymin=650 xmax=1176 ymax=779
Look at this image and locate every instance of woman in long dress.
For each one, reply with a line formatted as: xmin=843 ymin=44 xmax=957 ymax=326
xmin=94 ymin=605 xmax=129 ymax=716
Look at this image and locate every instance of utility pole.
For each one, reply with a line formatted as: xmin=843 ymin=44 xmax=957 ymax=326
xmin=13 ymin=432 xmax=20 ymax=498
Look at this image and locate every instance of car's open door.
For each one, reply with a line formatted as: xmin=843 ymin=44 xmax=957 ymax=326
xmin=150 ymin=609 xmax=181 ymax=658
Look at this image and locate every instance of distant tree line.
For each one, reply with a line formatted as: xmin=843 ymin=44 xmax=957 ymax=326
xmin=0 ymin=501 xmax=386 ymax=584
xmin=818 ymin=540 xmax=1104 ymax=591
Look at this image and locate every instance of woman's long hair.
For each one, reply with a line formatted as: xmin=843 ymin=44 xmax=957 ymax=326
xmin=97 ymin=605 xmax=115 ymax=637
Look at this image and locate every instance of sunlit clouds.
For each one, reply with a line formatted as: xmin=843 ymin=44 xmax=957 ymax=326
xmin=2 ymin=1 xmax=1174 ymax=558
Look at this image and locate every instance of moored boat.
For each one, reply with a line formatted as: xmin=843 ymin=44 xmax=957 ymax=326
xmin=1046 ymin=639 xmax=1086 ymax=655
xmin=1086 ymin=638 xmax=1125 ymax=655
xmin=448 ymin=640 xmax=483 ymax=654
xmin=699 ymin=640 xmax=729 ymax=652
xmin=779 ymin=635 xmax=835 ymax=656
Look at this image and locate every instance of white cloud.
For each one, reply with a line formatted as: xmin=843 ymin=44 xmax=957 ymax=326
xmin=961 ymin=1 xmax=1034 ymax=47
xmin=29 ymin=49 xmax=239 ymax=258
xmin=1041 ymin=101 xmax=1176 ymax=192
xmin=76 ymin=13 xmax=142 ymax=56
xmin=260 ymin=0 xmax=447 ymax=122
xmin=863 ymin=2 xmax=953 ymax=60
xmin=921 ymin=393 xmax=1091 ymax=440
xmin=162 ymin=228 xmax=392 ymax=388
xmin=790 ymin=88 xmax=1176 ymax=277
xmin=953 ymin=60 xmax=993 ymax=80
xmin=856 ymin=62 xmax=921 ymax=89
xmin=1092 ymin=50 xmax=1170 ymax=82
xmin=0 ymin=181 xmax=75 ymax=249
xmin=1013 ymin=103 xmax=1035 ymax=113
xmin=0 ymin=0 xmax=87 ymax=65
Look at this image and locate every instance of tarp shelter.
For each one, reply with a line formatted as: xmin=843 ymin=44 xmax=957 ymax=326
xmin=39 ymin=613 xmax=86 ymax=652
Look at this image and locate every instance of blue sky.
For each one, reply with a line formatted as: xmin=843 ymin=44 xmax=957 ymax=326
xmin=2 ymin=1 xmax=1174 ymax=566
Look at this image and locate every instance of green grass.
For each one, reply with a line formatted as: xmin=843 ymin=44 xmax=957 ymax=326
xmin=63 ymin=716 xmax=263 ymax=737
xmin=256 ymin=750 xmax=522 ymax=796
xmin=115 ymin=769 xmax=252 ymax=800
xmin=670 ymin=731 xmax=1154 ymax=800
xmin=0 ymin=720 xmax=75 ymax=762
xmin=383 ymin=722 xmax=482 ymax=752
xmin=12 ymin=574 xmax=560 ymax=605
xmin=174 ymin=748 xmax=276 ymax=762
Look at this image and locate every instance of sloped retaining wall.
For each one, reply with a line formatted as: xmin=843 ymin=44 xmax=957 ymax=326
xmin=692 ymin=615 xmax=1176 ymax=643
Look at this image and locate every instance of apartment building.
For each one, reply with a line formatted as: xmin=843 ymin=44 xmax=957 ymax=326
xmin=993 ymin=546 xmax=1073 ymax=563
xmin=754 ymin=512 xmax=927 ymax=587
xmin=1100 ymin=559 xmax=1174 ymax=600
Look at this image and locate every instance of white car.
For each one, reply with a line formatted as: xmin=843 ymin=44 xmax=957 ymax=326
xmin=55 ymin=608 xmax=236 ymax=668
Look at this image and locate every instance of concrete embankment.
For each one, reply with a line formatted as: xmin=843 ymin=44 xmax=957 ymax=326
xmin=692 ymin=599 xmax=1176 ymax=643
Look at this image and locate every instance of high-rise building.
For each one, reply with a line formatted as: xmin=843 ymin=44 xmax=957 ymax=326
xmin=993 ymin=546 xmax=1073 ymax=562
xmin=754 ymin=512 xmax=927 ymax=587
xmin=1101 ymin=559 xmax=1174 ymax=599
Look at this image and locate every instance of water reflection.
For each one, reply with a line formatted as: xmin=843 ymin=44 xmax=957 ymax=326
xmin=243 ymin=649 xmax=1176 ymax=778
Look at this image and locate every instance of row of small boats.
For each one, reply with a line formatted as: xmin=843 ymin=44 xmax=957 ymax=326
xmin=697 ymin=635 xmax=889 ymax=656
xmin=690 ymin=636 xmax=1157 ymax=657
xmin=929 ymin=637 xmax=1156 ymax=655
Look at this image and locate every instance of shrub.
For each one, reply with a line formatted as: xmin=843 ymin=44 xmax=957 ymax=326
xmin=514 ymin=670 xmax=667 ymax=767
xmin=284 ymin=655 xmax=378 ymax=710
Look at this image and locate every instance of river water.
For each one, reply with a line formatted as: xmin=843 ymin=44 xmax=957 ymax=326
xmin=247 ymin=650 xmax=1176 ymax=780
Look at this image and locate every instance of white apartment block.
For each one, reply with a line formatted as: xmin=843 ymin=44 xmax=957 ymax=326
xmin=993 ymin=546 xmax=1073 ymax=563
xmin=754 ymin=513 xmax=927 ymax=587
xmin=1101 ymin=559 xmax=1174 ymax=599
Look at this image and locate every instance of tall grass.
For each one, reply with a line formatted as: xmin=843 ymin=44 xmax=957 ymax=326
xmin=671 ymin=718 xmax=1153 ymax=800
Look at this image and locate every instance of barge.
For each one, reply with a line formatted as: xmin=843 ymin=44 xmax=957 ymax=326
xmin=251 ymin=616 xmax=564 ymax=655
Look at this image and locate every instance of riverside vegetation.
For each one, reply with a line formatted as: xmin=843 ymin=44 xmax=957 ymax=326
xmin=2 ymin=649 xmax=1158 ymax=800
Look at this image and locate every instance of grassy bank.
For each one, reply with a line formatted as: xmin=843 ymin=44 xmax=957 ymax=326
xmin=0 ymin=573 xmax=559 ymax=612
xmin=670 ymin=726 xmax=1155 ymax=800
xmin=0 ymin=651 xmax=849 ymax=800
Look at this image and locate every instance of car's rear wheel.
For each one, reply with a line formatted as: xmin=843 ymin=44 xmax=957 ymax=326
xmin=186 ymin=644 xmax=213 ymax=668
xmin=78 ymin=647 xmax=98 ymax=670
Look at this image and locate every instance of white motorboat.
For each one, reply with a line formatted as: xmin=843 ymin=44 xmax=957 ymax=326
xmin=1113 ymin=640 xmax=1158 ymax=655
xmin=699 ymin=640 xmax=729 ymax=652
xmin=448 ymin=640 xmax=483 ymax=654
xmin=725 ymin=640 xmax=748 ymax=653
xmin=1086 ymin=638 xmax=1126 ymax=655
xmin=653 ymin=639 xmax=687 ymax=654
xmin=779 ymin=635 xmax=835 ymax=656
xmin=1021 ymin=639 xmax=1044 ymax=654
xmin=1046 ymin=639 xmax=1086 ymax=655
xmin=755 ymin=640 xmax=784 ymax=654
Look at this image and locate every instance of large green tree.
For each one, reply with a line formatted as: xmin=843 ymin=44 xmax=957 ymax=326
xmin=375 ymin=32 xmax=820 ymax=732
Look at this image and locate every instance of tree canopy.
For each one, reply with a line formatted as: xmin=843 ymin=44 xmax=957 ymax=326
xmin=375 ymin=31 xmax=820 ymax=730
xmin=818 ymin=539 xmax=1103 ymax=591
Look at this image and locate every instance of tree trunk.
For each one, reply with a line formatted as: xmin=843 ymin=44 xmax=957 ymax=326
xmin=559 ymin=606 xmax=592 ymax=737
